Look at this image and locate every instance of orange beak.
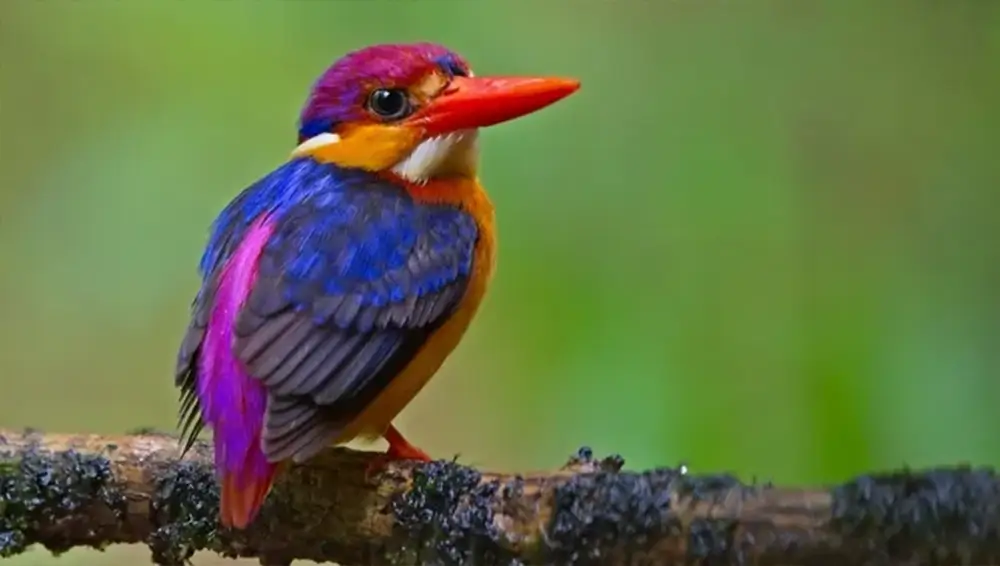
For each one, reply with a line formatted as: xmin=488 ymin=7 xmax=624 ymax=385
xmin=410 ymin=76 xmax=581 ymax=136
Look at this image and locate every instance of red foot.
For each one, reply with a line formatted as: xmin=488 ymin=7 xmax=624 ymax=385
xmin=364 ymin=424 xmax=432 ymax=481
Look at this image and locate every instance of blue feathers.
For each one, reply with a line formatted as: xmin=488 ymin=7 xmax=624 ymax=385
xmin=434 ymin=54 xmax=469 ymax=79
xmin=198 ymin=158 xmax=478 ymax=331
xmin=181 ymin=155 xmax=481 ymax=466
xmin=298 ymin=118 xmax=336 ymax=143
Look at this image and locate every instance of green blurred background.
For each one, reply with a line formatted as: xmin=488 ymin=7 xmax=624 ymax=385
xmin=2 ymin=1 xmax=998 ymax=564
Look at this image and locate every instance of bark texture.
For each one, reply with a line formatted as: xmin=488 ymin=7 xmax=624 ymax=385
xmin=0 ymin=428 xmax=998 ymax=565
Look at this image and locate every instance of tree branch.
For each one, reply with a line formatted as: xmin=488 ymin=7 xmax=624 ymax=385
xmin=0 ymin=429 xmax=998 ymax=565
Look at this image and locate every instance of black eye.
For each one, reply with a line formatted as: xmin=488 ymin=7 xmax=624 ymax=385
xmin=367 ymin=88 xmax=411 ymax=120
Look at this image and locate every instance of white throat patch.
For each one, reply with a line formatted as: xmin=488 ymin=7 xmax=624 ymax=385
xmin=391 ymin=129 xmax=479 ymax=184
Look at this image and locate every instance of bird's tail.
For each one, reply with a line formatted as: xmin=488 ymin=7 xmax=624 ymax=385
xmin=219 ymin=462 xmax=278 ymax=530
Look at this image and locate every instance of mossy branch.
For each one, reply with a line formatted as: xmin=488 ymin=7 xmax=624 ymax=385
xmin=0 ymin=429 xmax=999 ymax=565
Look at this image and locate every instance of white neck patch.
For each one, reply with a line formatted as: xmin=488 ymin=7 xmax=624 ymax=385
xmin=292 ymin=132 xmax=341 ymax=156
xmin=391 ymin=129 xmax=479 ymax=184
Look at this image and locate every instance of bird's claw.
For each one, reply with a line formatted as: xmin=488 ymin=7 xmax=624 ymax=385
xmin=364 ymin=424 xmax=433 ymax=482
xmin=363 ymin=443 xmax=432 ymax=482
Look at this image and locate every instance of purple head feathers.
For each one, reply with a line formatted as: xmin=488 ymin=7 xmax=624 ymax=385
xmin=297 ymin=42 xmax=471 ymax=142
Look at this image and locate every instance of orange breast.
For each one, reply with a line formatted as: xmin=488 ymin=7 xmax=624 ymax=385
xmin=336 ymin=177 xmax=496 ymax=442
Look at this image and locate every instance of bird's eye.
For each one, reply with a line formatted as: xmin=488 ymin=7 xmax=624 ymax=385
xmin=367 ymin=88 xmax=411 ymax=120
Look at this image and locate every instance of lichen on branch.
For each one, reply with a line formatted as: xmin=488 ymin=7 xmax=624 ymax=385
xmin=0 ymin=429 xmax=998 ymax=565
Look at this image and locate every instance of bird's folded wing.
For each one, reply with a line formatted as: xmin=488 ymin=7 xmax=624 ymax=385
xmin=234 ymin=182 xmax=478 ymax=463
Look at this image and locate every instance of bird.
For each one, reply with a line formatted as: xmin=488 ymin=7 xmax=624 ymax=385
xmin=174 ymin=42 xmax=580 ymax=530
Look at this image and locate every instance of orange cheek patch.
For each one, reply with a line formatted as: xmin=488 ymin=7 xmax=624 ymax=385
xmin=304 ymin=124 xmax=423 ymax=171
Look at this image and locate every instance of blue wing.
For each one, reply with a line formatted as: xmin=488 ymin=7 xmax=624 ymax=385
xmin=176 ymin=159 xmax=479 ymax=463
xmin=239 ymin=167 xmax=477 ymax=463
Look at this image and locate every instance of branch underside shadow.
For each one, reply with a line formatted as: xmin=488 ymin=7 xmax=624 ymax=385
xmin=0 ymin=429 xmax=998 ymax=565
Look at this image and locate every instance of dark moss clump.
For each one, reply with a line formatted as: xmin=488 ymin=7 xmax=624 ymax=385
xmin=546 ymin=453 xmax=757 ymax=566
xmin=545 ymin=464 xmax=685 ymax=565
xmin=147 ymin=459 xmax=226 ymax=565
xmin=0 ymin=444 xmax=126 ymax=556
xmin=674 ymin=470 xmax=758 ymax=564
xmin=686 ymin=518 xmax=741 ymax=564
xmin=831 ymin=466 xmax=1000 ymax=562
xmin=391 ymin=459 xmax=519 ymax=566
xmin=565 ymin=446 xmax=626 ymax=473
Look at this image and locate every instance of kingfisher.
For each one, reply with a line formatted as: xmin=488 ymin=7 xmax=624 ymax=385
xmin=174 ymin=42 xmax=580 ymax=529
